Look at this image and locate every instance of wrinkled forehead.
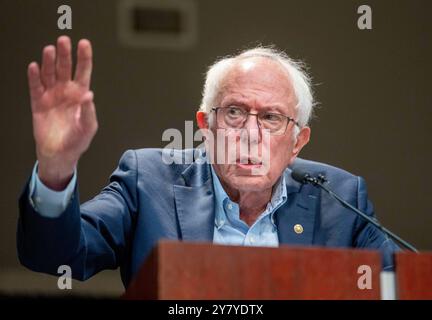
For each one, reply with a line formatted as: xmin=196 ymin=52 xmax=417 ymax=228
xmin=217 ymin=57 xmax=297 ymax=112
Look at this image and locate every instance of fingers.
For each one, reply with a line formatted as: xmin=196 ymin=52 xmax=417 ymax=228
xmin=29 ymin=36 xmax=92 ymax=108
xmin=27 ymin=62 xmax=44 ymax=104
xmin=74 ymin=39 xmax=93 ymax=89
xmin=56 ymin=35 xmax=72 ymax=82
xmin=41 ymin=45 xmax=56 ymax=88
xmin=80 ymin=91 xmax=98 ymax=133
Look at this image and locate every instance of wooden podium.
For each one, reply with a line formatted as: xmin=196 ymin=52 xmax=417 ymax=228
xmin=395 ymin=252 xmax=432 ymax=300
xmin=123 ymin=241 xmax=432 ymax=300
xmin=123 ymin=241 xmax=382 ymax=299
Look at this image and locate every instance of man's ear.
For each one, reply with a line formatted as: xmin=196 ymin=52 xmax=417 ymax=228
xmin=290 ymin=126 xmax=311 ymax=161
xmin=196 ymin=111 xmax=209 ymax=129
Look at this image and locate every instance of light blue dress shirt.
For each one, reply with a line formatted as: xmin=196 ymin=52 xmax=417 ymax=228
xmin=29 ymin=162 xmax=288 ymax=248
xmin=29 ymin=162 xmax=77 ymax=218
xmin=211 ymin=166 xmax=287 ymax=247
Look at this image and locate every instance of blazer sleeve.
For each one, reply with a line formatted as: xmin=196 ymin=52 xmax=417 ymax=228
xmin=17 ymin=150 xmax=138 ymax=280
xmin=352 ymin=176 xmax=401 ymax=270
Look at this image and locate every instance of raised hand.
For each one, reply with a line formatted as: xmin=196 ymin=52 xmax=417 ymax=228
xmin=27 ymin=36 xmax=98 ymax=190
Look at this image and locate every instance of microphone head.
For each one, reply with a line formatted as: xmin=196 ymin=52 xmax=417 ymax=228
xmin=291 ymin=169 xmax=310 ymax=184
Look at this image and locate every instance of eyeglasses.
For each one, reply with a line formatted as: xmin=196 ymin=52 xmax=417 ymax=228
xmin=211 ymin=106 xmax=300 ymax=135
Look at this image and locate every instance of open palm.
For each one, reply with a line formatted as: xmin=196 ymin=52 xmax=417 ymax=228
xmin=27 ymin=36 xmax=98 ymax=189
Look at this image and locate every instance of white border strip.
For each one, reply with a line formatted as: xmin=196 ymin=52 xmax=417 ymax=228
xmin=380 ymin=271 xmax=397 ymax=300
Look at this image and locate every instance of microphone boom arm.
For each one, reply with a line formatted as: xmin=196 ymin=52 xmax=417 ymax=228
xmin=300 ymin=173 xmax=419 ymax=253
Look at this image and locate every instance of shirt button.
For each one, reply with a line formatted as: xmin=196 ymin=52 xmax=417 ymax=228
xmin=249 ymin=236 xmax=255 ymax=243
xmin=227 ymin=203 xmax=233 ymax=210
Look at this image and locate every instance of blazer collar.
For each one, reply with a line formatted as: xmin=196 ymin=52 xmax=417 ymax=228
xmin=275 ymin=167 xmax=320 ymax=246
xmin=174 ymin=159 xmax=215 ymax=241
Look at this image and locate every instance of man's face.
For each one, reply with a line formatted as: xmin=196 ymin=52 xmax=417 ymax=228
xmin=198 ymin=57 xmax=310 ymax=194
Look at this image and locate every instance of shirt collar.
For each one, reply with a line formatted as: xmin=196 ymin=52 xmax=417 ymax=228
xmin=210 ymin=165 xmax=287 ymax=229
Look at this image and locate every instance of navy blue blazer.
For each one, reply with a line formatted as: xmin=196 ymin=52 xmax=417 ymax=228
xmin=17 ymin=148 xmax=400 ymax=287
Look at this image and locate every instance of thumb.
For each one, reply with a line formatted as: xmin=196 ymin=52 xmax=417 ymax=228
xmin=80 ymin=90 xmax=94 ymax=105
xmin=80 ymin=91 xmax=98 ymax=133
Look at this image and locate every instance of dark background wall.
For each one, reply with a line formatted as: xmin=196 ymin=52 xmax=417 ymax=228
xmin=1 ymin=0 xmax=431 ymax=295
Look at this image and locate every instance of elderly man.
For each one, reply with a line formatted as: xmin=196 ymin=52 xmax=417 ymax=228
xmin=18 ymin=36 xmax=399 ymax=287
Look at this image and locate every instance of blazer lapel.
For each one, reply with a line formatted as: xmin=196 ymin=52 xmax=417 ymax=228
xmin=276 ymin=168 xmax=320 ymax=246
xmin=173 ymin=156 xmax=322 ymax=245
xmin=174 ymin=160 xmax=215 ymax=242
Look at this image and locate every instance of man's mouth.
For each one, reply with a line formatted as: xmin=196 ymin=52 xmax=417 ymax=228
xmin=236 ymin=157 xmax=263 ymax=167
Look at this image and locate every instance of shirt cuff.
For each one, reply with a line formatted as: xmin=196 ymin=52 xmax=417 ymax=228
xmin=28 ymin=162 xmax=77 ymax=218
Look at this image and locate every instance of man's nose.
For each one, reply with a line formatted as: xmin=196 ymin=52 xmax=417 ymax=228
xmin=243 ymin=113 xmax=260 ymax=130
xmin=241 ymin=114 xmax=262 ymax=143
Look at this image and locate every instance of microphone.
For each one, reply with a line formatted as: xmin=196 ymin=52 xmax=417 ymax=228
xmin=291 ymin=169 xmax=419 ymax=253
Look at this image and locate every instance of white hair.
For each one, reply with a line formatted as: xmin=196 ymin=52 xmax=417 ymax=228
xmin=199 ymin=46 xmax=315 ymax=129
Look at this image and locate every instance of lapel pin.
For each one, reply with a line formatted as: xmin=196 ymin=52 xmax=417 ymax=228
xmin=294 ymin=224 xmax=304 ymax=234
